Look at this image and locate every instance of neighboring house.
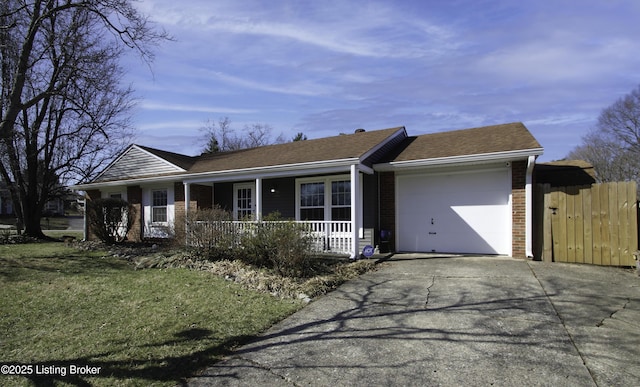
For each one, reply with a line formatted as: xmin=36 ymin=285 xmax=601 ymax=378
xmin=72 ymin=122 xmax=543 ymax=258
xmin=0 ymin=182 xmax=12 ymax=216
xmin=0 ymin=181 xmax=67 ymax=217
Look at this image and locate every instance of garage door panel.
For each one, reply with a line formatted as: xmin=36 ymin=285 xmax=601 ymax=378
xmin=397 ymin=168 xmax=511 ymax=255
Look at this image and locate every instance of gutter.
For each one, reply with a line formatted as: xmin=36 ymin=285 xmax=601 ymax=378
xmin=373 ymin=148 xmax=544 ymax=171
xmin=71 ymin=157 xmax=362 ymax=191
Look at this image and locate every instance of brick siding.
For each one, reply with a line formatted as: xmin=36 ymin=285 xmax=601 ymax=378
xmin=511 ymin=160 xmax=527 ymax=258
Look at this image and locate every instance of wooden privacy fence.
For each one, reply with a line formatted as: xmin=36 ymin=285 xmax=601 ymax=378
xmin=534 ymin=181 xmax=638 ymax=266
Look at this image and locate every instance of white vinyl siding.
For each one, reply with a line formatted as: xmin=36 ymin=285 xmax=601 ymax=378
xmin=96 ymin=146 xmax=185 ymax=182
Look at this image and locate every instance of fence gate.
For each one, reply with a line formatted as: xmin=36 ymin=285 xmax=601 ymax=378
xmin=534 ymin=181 xmax=638 ymax=266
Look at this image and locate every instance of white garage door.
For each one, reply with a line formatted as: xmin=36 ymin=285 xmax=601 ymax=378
xmin=396 ymin=167 xmax=511 ymax=255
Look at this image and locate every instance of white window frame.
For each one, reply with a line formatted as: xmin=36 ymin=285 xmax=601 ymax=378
xmin=295 ymin=174 xmax=351 ymax=221
xmin=151 ymin=189 xmax=168 ymax=224
xmin=233 ymin=182 xmax=256 ymax=220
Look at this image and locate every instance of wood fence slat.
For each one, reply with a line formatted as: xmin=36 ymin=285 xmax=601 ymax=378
xmin=582 ymin=185 xmax=593 ymax=264
xmin=629 ymin=182 xmax=639 ymax=266
xmin=600 ymin=184 xmax=611 ymax=266
xmin=591 ymin=184 xmax=602 ymax=265
xmin=542 ymin=184 xmax=553 ymax=262
xmin=556 ymin=188 xmax=568 ymax=262
xmin=549 ymin=188 xmax=561 ymax=262
xmin=618 ymin=182 xmax=630 ymax=265
xmin=566 ymin=186 xmax=577 ymax=263
xmin=574 ymin=186 xmax=585 ymax=263
xmin=608 ymin=183 xmax=619 ymax=266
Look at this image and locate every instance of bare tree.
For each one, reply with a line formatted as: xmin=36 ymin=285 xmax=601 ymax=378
xmin=0 ymin=0 xmax=167 ymax=238
xmin=567 ymin=130 xmax=640 ymax=183
xmin=567 ymin=84 xmax=640 ymax=184
xmin=201 ymin=117 xmax=284 ymax=153
xmin=598 ymin=84 xmax=640 ymax=153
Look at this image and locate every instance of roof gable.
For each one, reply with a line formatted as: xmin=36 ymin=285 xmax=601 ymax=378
xmin=94 ymin=145 xmax=192 ymax=183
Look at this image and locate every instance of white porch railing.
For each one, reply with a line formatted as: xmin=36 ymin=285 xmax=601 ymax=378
xmin=192 ymin=220 xmax=353 ymax=255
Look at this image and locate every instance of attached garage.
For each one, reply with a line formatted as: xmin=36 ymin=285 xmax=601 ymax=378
xmin=396 ymin=166 xmax=512 ymax=255
xmin=375 ymin=122 xmax=544 ymax=258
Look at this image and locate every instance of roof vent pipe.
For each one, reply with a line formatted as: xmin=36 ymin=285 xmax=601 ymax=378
xmin=355 ymin=128 xmax=366 ymax=133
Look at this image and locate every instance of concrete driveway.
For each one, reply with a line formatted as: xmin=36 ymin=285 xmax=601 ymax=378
xmin=188 ymin=254 xmax=640 ymax=386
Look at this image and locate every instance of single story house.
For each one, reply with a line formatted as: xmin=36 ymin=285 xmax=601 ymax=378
xmin=72 ymin=122 xmax=543 ymax=258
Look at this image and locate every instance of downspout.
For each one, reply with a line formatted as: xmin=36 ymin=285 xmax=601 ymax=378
xmin=82 ymin=193 xmax=87 ymax=241
xmin=350 ymin=164 xmax=360 ymax=259
xmin=525 ymin=155 xmax=536 ymax=258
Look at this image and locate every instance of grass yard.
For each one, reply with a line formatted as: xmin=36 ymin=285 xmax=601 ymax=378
xmin=0 ymin=243 xmax=303 ymax=386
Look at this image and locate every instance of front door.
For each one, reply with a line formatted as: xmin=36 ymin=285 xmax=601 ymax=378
xmin=233 ymin=183 xmax=255 ymax=220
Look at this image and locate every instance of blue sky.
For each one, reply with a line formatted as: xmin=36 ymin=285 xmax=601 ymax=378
xmin=123 ymin=0 xmax=640 ymax=162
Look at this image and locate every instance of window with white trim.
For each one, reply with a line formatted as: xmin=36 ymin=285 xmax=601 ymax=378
xmin=151 ymin=189 xmax=168 ymax=223
xmin=331 ymin=180 xmax=351 ymax=221
xmin=300 ymin=182 xmax=325 ymax=220
xmin=297 ymin=176 xmax=351 ymax=221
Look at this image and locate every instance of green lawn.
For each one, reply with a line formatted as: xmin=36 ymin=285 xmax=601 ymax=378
xmin=0 ymin=243 xmax=302 ymax=386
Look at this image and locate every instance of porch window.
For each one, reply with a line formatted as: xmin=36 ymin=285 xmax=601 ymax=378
xmin=331 ymin=180 xmax=351 ymax=221
xmin=297 ymin=176 xmax=351 ymax=221
xmin=152 ymin=189 xmax=168 ymax=223
xmin=300 ymin=182 xmax=324 ymax=220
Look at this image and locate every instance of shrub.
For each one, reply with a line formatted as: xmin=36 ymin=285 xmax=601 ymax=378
xmin=174 ymin=206 xmax=236 ymax=260
xmin=86 ymin=197 xmax=136 ymax=244
xmin=240 ymin=213 xmax=313 ymax=277
xmin=174 ymin=209 xmax=313 ymax=277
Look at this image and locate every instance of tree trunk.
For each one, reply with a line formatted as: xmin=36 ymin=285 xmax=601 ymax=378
xmin=21 ymin=185 xmax=46 ymax=239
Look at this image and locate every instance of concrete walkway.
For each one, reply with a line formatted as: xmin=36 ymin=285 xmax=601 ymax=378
xmin=187 ymin=254 xmax=640 ymax=386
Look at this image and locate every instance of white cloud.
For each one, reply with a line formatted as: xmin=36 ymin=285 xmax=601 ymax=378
xmin=139 ymin=0 xmax=457 ymax=59
xmin=209 ymin=71 xmax=338 ymax=97
xmin=139 ymin=102 xmax=257 ymax=114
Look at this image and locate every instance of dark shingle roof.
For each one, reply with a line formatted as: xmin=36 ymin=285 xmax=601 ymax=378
xmin=187 ymin=127 xmax=405 ymax=173
xmin=384 ymin=122 xmax=542 ymax=162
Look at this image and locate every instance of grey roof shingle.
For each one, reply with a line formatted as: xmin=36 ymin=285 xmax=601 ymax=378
xmin=382 ymin=122 xmax=542 ymax=163
xmin=187 ymin=127 xmax=406 ymax=173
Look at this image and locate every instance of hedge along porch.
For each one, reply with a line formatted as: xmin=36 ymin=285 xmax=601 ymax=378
xmin=180 ymin=164 xmax=371 ymax=257
xmin=72 ymin=123 xmax=543 ymax=259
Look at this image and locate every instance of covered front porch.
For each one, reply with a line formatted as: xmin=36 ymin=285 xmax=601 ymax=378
xmin=181 ymin=163 xmax=375 ymax=258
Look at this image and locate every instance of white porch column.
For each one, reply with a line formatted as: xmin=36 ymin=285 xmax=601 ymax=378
xmin=255 ymin=178 xmax=262 ymax=221
xmin=350 ymin=164 xmax=361 ymax=258
xmin=184 ymin=182 xmax=191 ymax=244
xmin=184 ymin=182 xmax=191 ymax=213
